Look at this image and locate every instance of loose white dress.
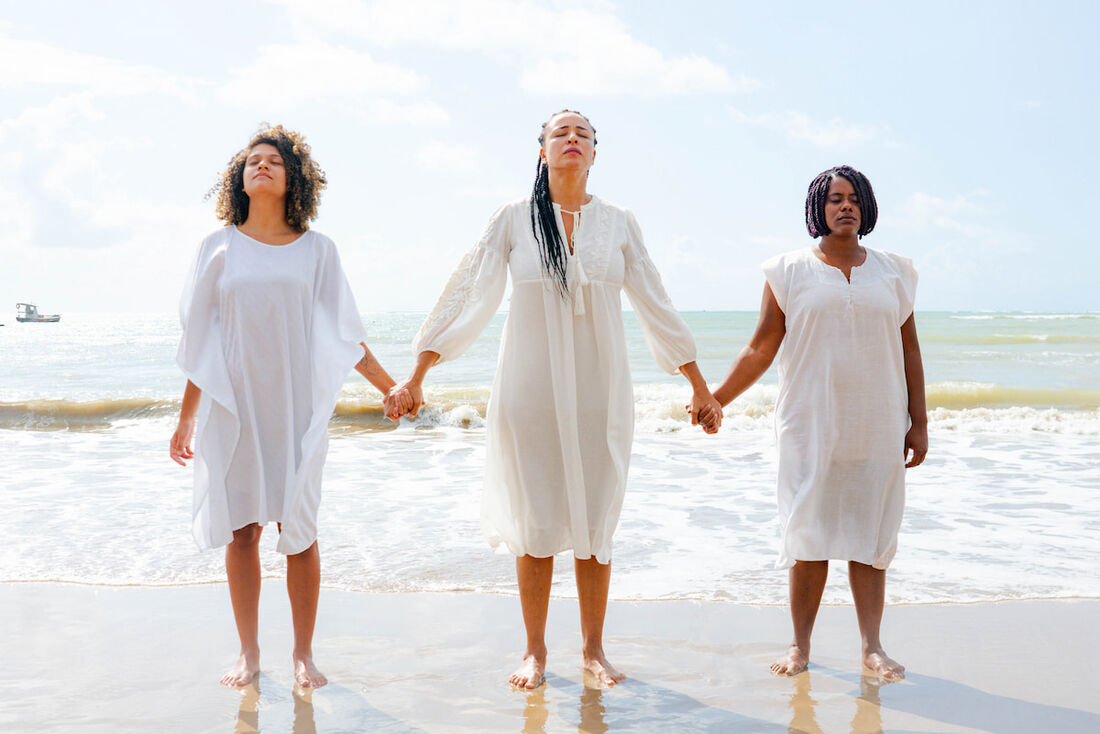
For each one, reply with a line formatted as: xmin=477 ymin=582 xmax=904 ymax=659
xmin=763 ymin=247 xmax=918 ymax=570
xmin=413 ymin=196 xmax=696 ymax=563
xmin=177 ymin=227 xmax=367 ymax=555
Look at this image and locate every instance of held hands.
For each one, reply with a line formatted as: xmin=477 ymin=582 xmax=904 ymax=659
xmin=904 ymin=423 xmax=928 ymax=468
xmin=688 ymin=390 xmax=723 ymax=435
xmin=385 ymin=379 xmax=425 ymax=421
xmin=169 ymin=418 xmax=195 ymax=466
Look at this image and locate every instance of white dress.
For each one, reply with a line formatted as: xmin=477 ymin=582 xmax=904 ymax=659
xmin=762 ymin=247 xmax=918 ymax=570
xmin=177 ymin=227 xmax=367 ymax=555
xmin=413 ymin=196 xmax=696 ymax=563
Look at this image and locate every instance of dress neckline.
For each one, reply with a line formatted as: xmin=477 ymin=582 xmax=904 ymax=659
xmin=233 ymin=225 xmax=309 ymax=248
xmin=810 ymin=245 xmax=869 ymax=284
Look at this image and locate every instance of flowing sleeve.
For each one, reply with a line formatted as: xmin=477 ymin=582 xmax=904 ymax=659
xmin=883 ymin=251 xmax=918 ymax=326
xmin=176 ymin=230 xmax=236 ymax=416
xmin=411 ymin=203 xmax=512 ymax=363
xmin=621 ymin=209 xmax=697 ymax=374
xmin=309 ymin=234 xmax=369 ymax=408
xmin=761 ymin=253 xmax=790 ymax=314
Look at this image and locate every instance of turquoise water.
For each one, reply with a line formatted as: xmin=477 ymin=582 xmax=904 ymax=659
xmin=1 ymin=311 xmax=1098 ymax=604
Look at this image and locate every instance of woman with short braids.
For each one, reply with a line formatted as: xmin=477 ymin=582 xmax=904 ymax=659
xmin=700 ymin=165 xmax=927 ymax=681
xmin=170 ymin=124 xmax=410 ymax=688
xmin=395 ymin=110 xmax=721 ymax=688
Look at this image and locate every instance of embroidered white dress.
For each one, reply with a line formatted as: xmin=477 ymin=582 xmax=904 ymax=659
xmin=413 ymin=196 xmax=696 ymax=563
xmin=762 ymin=247 xmax=918 ymax=570
xmin=177 ymin=227 xmax=367 ymax=555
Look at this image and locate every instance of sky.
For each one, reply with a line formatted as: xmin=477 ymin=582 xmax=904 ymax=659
xmin=1 ymin=0 xmax=1097 ymax=315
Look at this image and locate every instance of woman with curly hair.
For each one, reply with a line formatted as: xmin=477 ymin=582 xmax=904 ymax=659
xmin=169 ymin=124 xmax=409 ymax=688
xmin=392 ymin=110 xmax=721 ymax=689
xmin=700 ymin=165 xmax=927 ymax=681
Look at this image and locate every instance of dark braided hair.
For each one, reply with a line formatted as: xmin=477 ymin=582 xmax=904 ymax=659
xmin=530 ymin=110 xmax=597 ymax=296
xmin=804 ymin=165 xmax=877 ymax=239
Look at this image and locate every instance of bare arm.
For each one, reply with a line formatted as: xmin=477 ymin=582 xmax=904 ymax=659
xmin=353 ymin=343 xmax=398 ymax=395
xmin=901 ymin=313 xmax=928 ymax=468
xmin=711 ymin=283 xmax=786 ymax=407
xmin=169 ymin=380 xmax=201 ymax=466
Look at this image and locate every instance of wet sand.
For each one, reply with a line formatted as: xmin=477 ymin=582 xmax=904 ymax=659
xmin=1 ymin=583 xmax=1097 ymax=733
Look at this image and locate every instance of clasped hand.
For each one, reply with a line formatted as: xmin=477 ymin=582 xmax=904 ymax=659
xmin=688 ymin=391 xmax=723 ymax=434
xmin=383 ymin=380 xmax=424 ymax=421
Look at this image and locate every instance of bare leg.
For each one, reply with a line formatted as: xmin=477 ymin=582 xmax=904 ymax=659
xmin=223 ymin=523 xmax=263 ymax=686
xmin=575 ymin=556 xmax=625 ymax=687
xmin=287 ymin=540 xmax=327 ymax=688
xmin=510 ymin=555 xmax=553 ymax=689
xmin=848 ymin=561 xmax=905 ymax=681
xmin=771 ymin=560 xmax=828 ymax=676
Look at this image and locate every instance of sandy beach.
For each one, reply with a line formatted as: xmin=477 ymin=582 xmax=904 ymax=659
xmin=2 ymin=582 xmax=1097 ymax=733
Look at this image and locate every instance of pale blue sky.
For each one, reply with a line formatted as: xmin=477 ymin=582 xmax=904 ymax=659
xmin=1 ymin=0 xmax=1095 ymax=314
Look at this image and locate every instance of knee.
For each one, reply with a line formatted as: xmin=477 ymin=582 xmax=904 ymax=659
xmin=230 ymin=523 xmax=262 ymax=548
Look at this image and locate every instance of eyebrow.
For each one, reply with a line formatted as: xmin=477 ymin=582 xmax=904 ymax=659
xmin=552 ymin=124 xmax=591 ymax=133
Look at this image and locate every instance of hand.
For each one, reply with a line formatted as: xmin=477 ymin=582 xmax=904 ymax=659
xmin=383 ymin=386 xmax=414 ymax=421
xmin=170 ymin=419 xmax=195 ymax=466
xmin=904 ymin=423 xmax=928 ymax=467
xmin=687 ymin=390 xmax=722 ymax=435
xmin=390 ymin=378 xmax=425 ymax=419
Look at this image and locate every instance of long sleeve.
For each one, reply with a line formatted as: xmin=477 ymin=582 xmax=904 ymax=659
xmin=412 ymin=204 xmax=512 ymax=363
xmin=621 ymin=210 xmax=697 ymax=374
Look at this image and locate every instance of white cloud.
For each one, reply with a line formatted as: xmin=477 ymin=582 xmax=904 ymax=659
xmin=0 ymin=37 xmax=198 ymax=99
xmin=359 ymin=98 xmax=449 ymax=126
xmin=217 ymin=41 xmax=425 ymax=109
xmin=729 ymin=107 xmax=893 ymax=149
xmin=416 ymin=141 xmax=480 ymax=173
xmin=272 ymin=0 xmax=754 ymax=97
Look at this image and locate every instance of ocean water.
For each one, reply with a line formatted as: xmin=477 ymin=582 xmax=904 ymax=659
xmin=1 ymin=311 xmax=1098 ymax=605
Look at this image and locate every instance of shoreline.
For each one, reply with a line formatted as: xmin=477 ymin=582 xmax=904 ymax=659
xmin=3 ymin=582 xmax=1098 ymax=732
xmin=5 ymin=577 xmax=1100 ymax=607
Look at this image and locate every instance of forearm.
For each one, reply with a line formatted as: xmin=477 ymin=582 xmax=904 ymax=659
xmin=408 ymin=350 xmax=440 ymax=385
xmin=904 ymin=344 xmax=927 ymax=427
xmin=179 ymin=380 xmax=201 ymax=423
xmin=678 ymin=361 xmax=711 ymax=394
xmin=712 ymin=346 xmax=774 ymax=407
xmin=354 ymin=344 xmax=397 ymax=395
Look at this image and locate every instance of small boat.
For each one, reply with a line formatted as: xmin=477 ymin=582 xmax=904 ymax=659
xmin=15 ymin=303 xmax=61 ymax=323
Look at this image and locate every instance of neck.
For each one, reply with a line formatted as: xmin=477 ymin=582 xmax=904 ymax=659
xmin=819 ymin=233 xmax=861 ymax=255
xmin=547 ymin=168 xmax=590 ymax=210
xmin=242 ymin=195 xmax=291 ymax=233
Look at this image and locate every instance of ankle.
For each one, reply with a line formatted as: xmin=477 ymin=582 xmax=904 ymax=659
xmin=524 ymin=643 xmax=547 ymax=660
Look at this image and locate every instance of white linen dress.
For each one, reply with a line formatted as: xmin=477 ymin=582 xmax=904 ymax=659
xmin=177 ymin=226 xmax=367 ymax=555
xmin=413 ymin=196 xmax=696 ymax=563
xmin=762 ymin=247 xmax=918 ymax=570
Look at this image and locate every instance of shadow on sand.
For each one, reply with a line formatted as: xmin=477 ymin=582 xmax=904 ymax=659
xmin=813 ymin=665 xmax=1100 ymax=734
xmin=518 ymin=672 xmax=789 ymax=733
xmin=231 ymin=677 xmax=429 ymax=734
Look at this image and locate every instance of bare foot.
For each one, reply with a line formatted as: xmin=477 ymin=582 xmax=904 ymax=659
xmin=509 ymin=653 xmax=546 ymax=689
xmin=863 ymin=648 xmax=905 ymax=681
xmin=582 ymin=653 xmax=625 ymax=687
xmin=293 ymin=654 xmax=328 ymax=688
xmin=770 ymin=644 xmax=809 ymax=677
xmin=221 ymin=649 xmax=260 ymax=687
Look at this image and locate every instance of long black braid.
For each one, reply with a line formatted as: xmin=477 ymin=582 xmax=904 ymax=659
xmin=805 ymin=164 xmax=878 ymax=239
xmin=530 ymin=110 xmax=597 ymax=296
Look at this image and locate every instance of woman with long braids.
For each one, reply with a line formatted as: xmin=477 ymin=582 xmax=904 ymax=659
xmin=394 ymin=110 xmax=721 ymax=688
xmin=699 ymin=165 xmax=927 ymax=681
xmin=170 ymin=124 xmax=410 ymax=688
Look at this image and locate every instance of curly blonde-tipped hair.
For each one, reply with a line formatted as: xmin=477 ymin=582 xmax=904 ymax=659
xmin=210 ymin=123 xmax=327 ymax=233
